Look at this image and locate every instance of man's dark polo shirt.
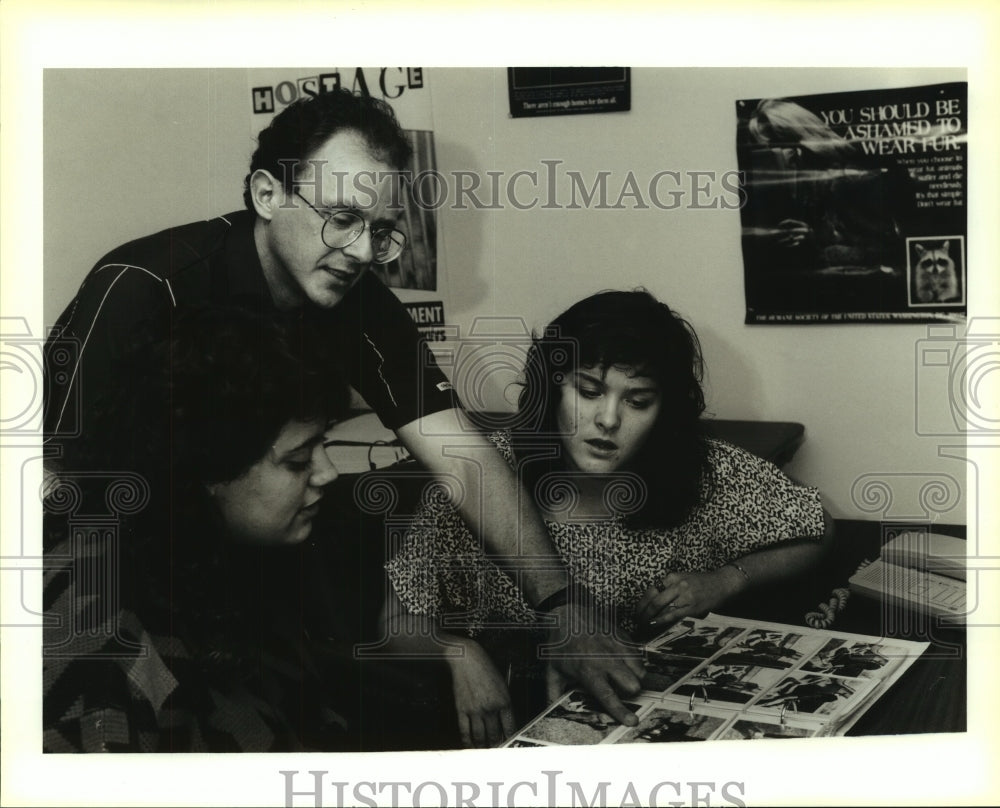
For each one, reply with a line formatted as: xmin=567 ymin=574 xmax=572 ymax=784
xmin=45 ymin=210 xmax=454 ymax=443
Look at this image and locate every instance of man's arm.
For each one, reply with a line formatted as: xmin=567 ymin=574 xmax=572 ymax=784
xmin=396 ymin=408 xmax=565 ymax=603
xmin=396 ymin=407 xmax=644 ymax=726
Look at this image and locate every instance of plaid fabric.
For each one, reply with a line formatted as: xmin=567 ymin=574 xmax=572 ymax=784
xmin=42 ymin=527 xmax=350 ymax=753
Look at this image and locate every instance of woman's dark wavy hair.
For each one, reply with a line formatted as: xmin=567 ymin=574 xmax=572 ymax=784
xmin=243 ymin=87 xmax=413 ymax=211
xmin=60 ymin=305 xmax=351 ymax=678
xmin=512 ymin=289 xmax=713 ymax=529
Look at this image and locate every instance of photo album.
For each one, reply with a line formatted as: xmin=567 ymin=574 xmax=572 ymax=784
xmin=503 ymin=614 xmax=928 ymax=746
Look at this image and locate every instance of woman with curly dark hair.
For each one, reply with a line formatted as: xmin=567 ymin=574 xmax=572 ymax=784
xmin=43 ymin=306 xmax=354 ymax=752
xmin=382 ymin=289 xmax=832 ymax=748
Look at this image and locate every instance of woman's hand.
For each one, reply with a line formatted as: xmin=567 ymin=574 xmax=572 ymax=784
xmin=447 ymin=639 xmax=516 ymax=748
xmin=633 ymin=566 xmax=748 ymax=629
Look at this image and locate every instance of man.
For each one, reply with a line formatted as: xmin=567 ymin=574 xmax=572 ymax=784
xmin=44 ymin=87 xmax=643 ymax=729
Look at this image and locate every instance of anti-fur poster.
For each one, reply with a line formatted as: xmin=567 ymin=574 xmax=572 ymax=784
xmin=736 ymin=82 xmax=967 ymax=324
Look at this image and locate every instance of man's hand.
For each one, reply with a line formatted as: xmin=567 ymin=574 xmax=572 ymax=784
xmin=540 ymin=602 xmax=645 ymax=727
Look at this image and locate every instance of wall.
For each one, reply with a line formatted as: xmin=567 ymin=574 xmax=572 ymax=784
xmin=43 ymin=67 xmax=972 ymax=521
xmin=43 ymin=68 xmax=249 ymax=305
xmin=428 ymin=68 xmax=972 ymax=524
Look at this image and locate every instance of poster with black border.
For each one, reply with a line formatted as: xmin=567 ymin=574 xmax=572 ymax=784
xmin=507 ymin=67 xmax=630 ymax=118
xmin=736 ymin=82 xmax=968 ymax=324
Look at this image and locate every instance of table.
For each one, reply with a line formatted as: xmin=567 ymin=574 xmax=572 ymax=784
xmin=825 ymin=520 xmax=966 ymax=736
xmin=689 ymin=519 xmax=966 ymax=737
xmin=511 ymin=519 xmax=967 ymax=741
xmin=329 ymin=446 xmax=967 ymax=747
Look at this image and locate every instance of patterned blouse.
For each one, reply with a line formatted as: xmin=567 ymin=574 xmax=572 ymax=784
xmin=386 ymin=431 xmax=825 ymax=635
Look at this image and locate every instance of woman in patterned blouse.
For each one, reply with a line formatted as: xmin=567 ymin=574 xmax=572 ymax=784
xmin=382 ymin=289 xmax=833 ymax=748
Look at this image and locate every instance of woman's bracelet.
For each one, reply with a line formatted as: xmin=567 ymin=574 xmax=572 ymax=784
xmin=725 ymin=560 xmax=751 ymax=583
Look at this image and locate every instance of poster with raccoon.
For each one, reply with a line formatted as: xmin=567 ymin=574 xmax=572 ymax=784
xmin=735 ymin=82 xmax=967 ymax=324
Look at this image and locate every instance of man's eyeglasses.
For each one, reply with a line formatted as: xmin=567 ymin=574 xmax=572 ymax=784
xmin=295 ymin=191 xmax=406 ymax=264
